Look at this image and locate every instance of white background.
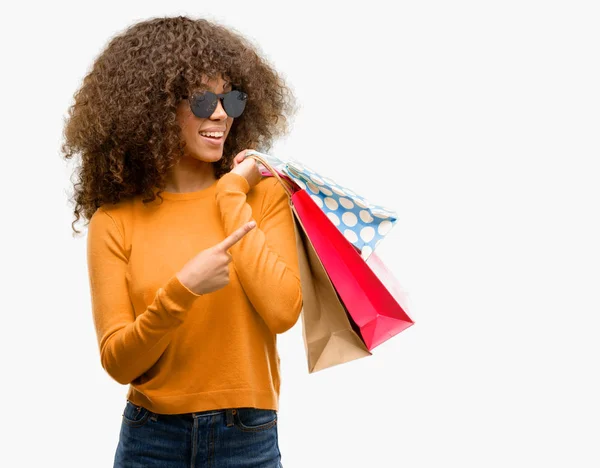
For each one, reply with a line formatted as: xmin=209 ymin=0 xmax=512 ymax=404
xmin=2 ymin=1 xmax=599 ymax=466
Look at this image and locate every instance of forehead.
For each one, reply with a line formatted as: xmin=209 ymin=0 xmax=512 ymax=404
xmin=197 ymin=74 xmax=231 ymax=89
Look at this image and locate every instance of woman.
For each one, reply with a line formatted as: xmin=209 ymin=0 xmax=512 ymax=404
xmin=62 ymin=15 xmax=302 ymax=467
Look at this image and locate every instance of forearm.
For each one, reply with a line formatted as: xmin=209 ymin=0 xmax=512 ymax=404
xmin=95 ymin=275 xmax=200 ymax=385
xmin=231 ymin=223 xmax=303 ymax=334
xmin=215 ymin=173 xmax=303 ymax=334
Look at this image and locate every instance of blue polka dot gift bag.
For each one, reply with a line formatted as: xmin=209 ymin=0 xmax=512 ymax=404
xmin=245 ymin=150 xmax=398 ymax=261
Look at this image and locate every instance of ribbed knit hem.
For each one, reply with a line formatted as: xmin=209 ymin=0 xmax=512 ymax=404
xmin=126 ymin=386 xmax=279 ymax=414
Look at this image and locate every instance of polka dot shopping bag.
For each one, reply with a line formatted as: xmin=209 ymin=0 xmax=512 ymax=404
xmin=245 ymin=150 xmax=398 ymax=261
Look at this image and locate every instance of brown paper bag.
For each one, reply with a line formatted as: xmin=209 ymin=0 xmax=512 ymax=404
xmin=291 ymin=204 xmax=373 ymax=373
xmin=248 ymin=153 xmax=372 ymax=373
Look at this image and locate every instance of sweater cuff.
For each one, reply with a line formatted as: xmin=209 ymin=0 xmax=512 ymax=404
xmin=158 ymin=274 xmax=203 ymax=321
xmin=216 ymin=172 xmax=250 ymax=194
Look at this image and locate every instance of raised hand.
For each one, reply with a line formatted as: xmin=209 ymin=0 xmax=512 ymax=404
xmin=176 ymin=220 xmax=257 ymax=295
xmin=230 ymin=149 xmax=262 ymax=190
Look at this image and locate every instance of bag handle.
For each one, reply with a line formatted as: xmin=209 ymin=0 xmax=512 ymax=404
xmin=246 ymin=153 xmax=295 ymax=198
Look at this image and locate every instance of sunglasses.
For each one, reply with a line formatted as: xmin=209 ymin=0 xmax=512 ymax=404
xmin=185 ymin=89 xmax=248 ymax=119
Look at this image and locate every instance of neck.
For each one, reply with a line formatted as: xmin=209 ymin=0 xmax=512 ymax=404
xmin=163 ymin=154 xmax=217 ymax=193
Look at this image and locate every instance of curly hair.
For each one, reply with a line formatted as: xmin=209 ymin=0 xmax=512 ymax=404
xmin=61 ymin=15 xmax=298 ymax=235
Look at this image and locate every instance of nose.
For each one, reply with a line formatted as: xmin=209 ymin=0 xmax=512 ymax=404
xmin=210 ymin=97 xmax=228 ymax=120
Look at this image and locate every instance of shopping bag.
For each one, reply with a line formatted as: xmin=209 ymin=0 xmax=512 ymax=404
xmin=248 ymin=153 xmax=414 ymax=351
xmin=247 ymin=154 xmax=372 ymax=373
xmin=247 ymin=153 xmax=414 ymax=351
xmin=246 ymin=150 xmax=397 ymax=261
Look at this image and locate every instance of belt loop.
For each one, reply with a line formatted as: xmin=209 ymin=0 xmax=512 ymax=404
xmin=226 ymin=408 xmax=235 ymax=427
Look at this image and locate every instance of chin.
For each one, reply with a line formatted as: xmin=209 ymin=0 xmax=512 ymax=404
xmin=187 ymin=149 xmax=223 ymax=162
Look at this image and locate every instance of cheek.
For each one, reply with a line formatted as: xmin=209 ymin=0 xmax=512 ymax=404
xmin=184 ymin=117 xmax=204 ymax=141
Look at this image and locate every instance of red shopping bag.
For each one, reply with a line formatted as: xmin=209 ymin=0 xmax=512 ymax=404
xmin=292 ymin=190 xmax=414 ymax=350
xmin=251 ymin=155 xmax=414 ymax=350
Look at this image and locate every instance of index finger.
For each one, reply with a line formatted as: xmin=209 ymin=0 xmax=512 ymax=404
xmin=217 ymin=221 xmax=256 ymax=251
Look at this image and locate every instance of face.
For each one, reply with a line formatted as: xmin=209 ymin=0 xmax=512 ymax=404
xmin=175 ymin=74 xmax=234 ymax=162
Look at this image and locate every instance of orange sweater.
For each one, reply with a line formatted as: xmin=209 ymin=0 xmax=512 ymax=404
xmin=86 ymin=172 xmax=303 ymax=414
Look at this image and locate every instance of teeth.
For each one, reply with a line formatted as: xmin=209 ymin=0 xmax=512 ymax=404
xmin=199 ymin=131 xmax=224 ymax=137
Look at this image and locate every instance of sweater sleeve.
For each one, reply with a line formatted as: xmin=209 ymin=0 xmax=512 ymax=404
xmin=86 ymin=207 xmax=203 ymax=385
xmin=214 ymin=172 xmax=303 ymax=334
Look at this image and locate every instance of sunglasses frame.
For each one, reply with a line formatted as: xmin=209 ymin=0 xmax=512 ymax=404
xmin=185 ymin=89 xmax=248 ymax=119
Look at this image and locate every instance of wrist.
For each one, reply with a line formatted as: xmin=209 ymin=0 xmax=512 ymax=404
xmin=217 ymin=172 xmax=250 ymax=194
xmin=176 ymin=271 xmax=203 ymax=297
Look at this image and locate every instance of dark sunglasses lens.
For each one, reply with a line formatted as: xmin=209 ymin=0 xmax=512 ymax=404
xmin=190 ymin=92 xmax=217 ymax=118
xmin=190 ymin=90 xmax=247 ymax=118
xmin=222 ymin=90 xmax=247 ymax=118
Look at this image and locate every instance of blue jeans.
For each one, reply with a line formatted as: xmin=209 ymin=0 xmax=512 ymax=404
xmin=114 ymin=400 xmax=283 ymax=467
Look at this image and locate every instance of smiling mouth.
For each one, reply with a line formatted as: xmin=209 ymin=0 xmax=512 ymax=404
xmin=199 ymin=133 xmax=224 ymax=145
